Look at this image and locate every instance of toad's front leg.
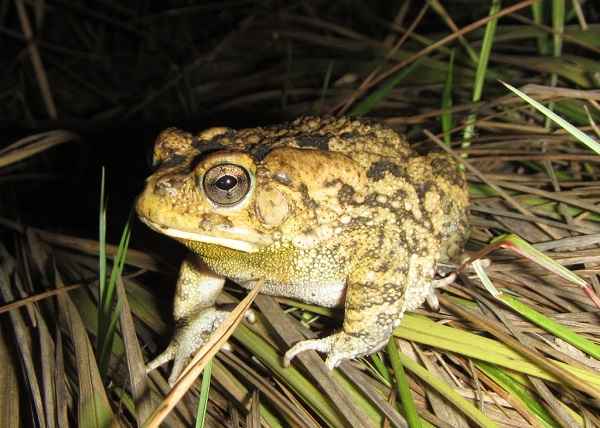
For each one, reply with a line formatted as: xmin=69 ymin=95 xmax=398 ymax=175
xmin=284 ymin=257 xmax=435 ymax=369
xmin=146 ymin=256 xmax=228 ymax=385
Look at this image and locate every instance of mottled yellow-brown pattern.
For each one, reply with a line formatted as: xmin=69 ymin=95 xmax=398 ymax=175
xmin=136 ymin=116 xmax=469 ymax=383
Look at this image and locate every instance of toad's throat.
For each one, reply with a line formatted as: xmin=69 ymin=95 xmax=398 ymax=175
xmin=138 ymin=216 xmax=261 ymax=253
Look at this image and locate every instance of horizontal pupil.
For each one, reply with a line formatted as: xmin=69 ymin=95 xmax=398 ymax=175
xmin=215 ymin=175 xmax=237 ymax=190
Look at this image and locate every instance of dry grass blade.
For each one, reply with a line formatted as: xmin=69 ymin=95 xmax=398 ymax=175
xmin=410 ymin=345 xmax=469 ymax=428
xmin=0 ymin=283 xmax=81 ymax=315
xmin=54 ymin=267 xmax=115 ymax=427
xmin=38 ymin=318 xmax=57 ymax=428
xmin=254 ymin=295 xmax=375 ymax=427
xmin=219 ymin=350 xmax=320 ymax=428
xmin=143 ymin=282 xmax=263 ymax=428
xmin=341 ymin=364 xmax=408 ymax=428
xmin=247 ymin=390 xmax=261 ymax=428
xmin=0 ymin=323 xmax=20 ymax=427
xmin=14 ymin=0 xmax=57 ymax=118
xmin=54 ymin=329 xmax=69 ymax=428
xmin=116 ymin=277 xmax=154 ymax=424
xmin=0 ymin=245 xmax=47 ymax=428
xmin=439 ymin=295 xmax=600 ymax=401
xmin=0 ymin=130 xmax=79 ymax=169
xmin=0 ymin=218 xmax=165 ymax=273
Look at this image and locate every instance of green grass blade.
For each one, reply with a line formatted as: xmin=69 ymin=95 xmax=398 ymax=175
xmin=471 ymin=259 xmax=501 ymax=298
xmin=471 ymin=251 xmax=600 ymax=366
xmin=97 ymin=167 xmax=108 ymax=374
xmin=491 ymin=233 xmax=589 ymax=288
xmin=370 ymin=352 xmax=392 ymax=385
xmin=397 ymin=352 xmax=498 ymax=428
xmin=476 ymin=362 xmax=559 ymax=428
xmin=394 ymin=314 xmax=600 ymax=388
xmin=102 ymin=219 xmax=131 ymax=324
xmin=195 ymin=359 xmax=213 ymax=428
xmin=552 ymin=0 xmax=565 ymax=57
xmin=500 ymin=82 xmax=600 ymax=155
xmin=441 ymin=49 xmax=455 ymax=145
xmin=472 ymin=0 xmax=500 ymax=104
xmin=387 ymin=339 xmax=421 ymax=428
xmin=531 ymin=0 xmax=549 ymax=54
xmin=462 ymin=0 xmax=501 ymax=146
xmin=99 ymin=300 xmax=123 ymax=376
xmin=233 ymin=324 xmax=345 ymax=427
xmin=96 ymin=172 xmax=132 ymax=378
xmin=499 ymin=294 xmax=600 ymax=360
xmin=349 ymin=59 xmax=421 ymax=117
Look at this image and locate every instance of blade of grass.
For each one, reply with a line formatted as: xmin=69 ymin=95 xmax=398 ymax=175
xmin=387 ymin=339 xmax=421 ymax=428
xmin=0 ymin=326 xmax=20 ymax=428
xmin=96 ymin=166 xmax=132 ymax=377
xmin=116 ymin=276 xmax=154 ymax=425
xmin=395 ymin=314 xmax=600 ymax=389
xmin=332 ymin=0 xmax=536 ymax=114
xmin=462 ymin=0 xmax=501 ymax=148
xmin=194 ymin=359 xmax=212 ymax=428
xmin=349 ymin=59 xmax=422 ymax=117
xmin=278 ymin=297 xmax=600 ymax=390
xmin=212 ymin=359 xmax=285 ymax=428
xmin=396 ymin=352 xmax=498 ymax=428
xmin=489 ymin=233 xmax=600 ymax=308
xmin=97 ymin=167 xmax=107 ymax=366
xmin=501 ymin=82 xmax=600 ymax=154
xmin=0 ymin=249 xmax=46 ymax=427
xmin=426 ymin=0 xmax=478 ymax=63
xmin=531 ymin=1 xmax=549 ymax=54
xmin=441 ymin=49 xmax=455 ymax=146
xmin=233 ymin=323 xmax=350 ymax=427
xmin=55 ymin=268 xmax=116 ymax=428
xmin=0 ymin=131 xmax=79 ymax=169
xmin=499 ymin=293 xmax=600 ymax=360
xmin=218 ymin=350 xmax=318 ymax=428
xmin=476 ymin=362 xmax=559 ymax=428
xmin=439 ymin=295 xmax=600 ymax=400
xmin=254 ymin=295 xmax=376 ymax=426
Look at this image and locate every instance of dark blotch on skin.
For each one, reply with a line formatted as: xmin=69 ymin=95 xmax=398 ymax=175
xmin=158 ymin=153 xmax=187 ymax=169
xmin=340 ymin=132 xmax=356 ymax=140
xmin=431 ymin=156 xmax=465 ymax=187
xmin=337 ymin=184 xmax=355 ymax=203
xmin=417 ymin=181 xmax=434 ymax=198
xmin=296 ymin=134 xmax=331 ymax=151
xmin=298 ymin=183 xmax=319 ymax=209
xmin=250 ymin=143 xmax=272 ymax=162
xmin=367 ymin=160 xmax=405 ymax=181
xmin=191 ymin=138 xmax=227 ymax=154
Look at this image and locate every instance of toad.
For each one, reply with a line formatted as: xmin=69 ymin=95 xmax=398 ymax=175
xmin=136 ymin=116 xmax=469 ymax=383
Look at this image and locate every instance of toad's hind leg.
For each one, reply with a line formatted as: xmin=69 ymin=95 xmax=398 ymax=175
xmin=285 ymin=258 xmax=436 ymax=369
xmin=146 ymin=255 xmax=227 ymax=385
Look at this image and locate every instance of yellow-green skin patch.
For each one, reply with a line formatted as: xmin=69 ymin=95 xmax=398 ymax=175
xmin=136 ymin=116 xmax=469 ymax=379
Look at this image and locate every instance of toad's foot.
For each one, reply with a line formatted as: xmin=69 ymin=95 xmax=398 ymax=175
xmin=283 ymin=332 xmax=388 ymax=370
xmin=146 ymin=307 xmax=229 ymax=385
xmin=426 ymin=272 xmax=456 ymax=311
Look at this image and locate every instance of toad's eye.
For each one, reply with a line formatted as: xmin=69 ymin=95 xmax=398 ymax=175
xmin=203 ymin=163 xmax=251 ymax=206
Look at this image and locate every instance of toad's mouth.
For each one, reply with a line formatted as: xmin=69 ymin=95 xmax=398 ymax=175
xmin=138 ymin=216 xmax=262 ymax=253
